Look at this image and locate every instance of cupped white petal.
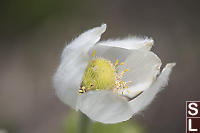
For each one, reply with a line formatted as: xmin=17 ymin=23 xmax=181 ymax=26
xmin=91 ymin=45 xmax=132 ymax=63
xmin=128 ymin=63 xmax=176 ymax=114
xmin=53 ymin=24 xmax=106 ymax=109
xmin=119 ymin=50 xmax=162 ymax=98
xmin=97 ymin=37 xmax=153 ymax=51
xmin=77 ymin=90 xmax=133 ymax=124
xmin=61 ymin=24 xmax=106 ymax=60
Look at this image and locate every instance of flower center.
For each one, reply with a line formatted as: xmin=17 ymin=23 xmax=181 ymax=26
xmin=79 ymin=58 xmax=115 ymax=93
xmin=79 ymin=51 xmax=131 ymax=95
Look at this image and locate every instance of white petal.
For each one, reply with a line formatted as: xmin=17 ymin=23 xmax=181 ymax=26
xmin=97 ymin=37 xmax=153 ymax=51
xmin=77 ymin=91 xmax=133 ymax=124
xmin=120 ymin=50 xmax=162 ymax=98
xmin=91 ymin=45 xmax=132 ymax=63
xmin=53 ymin=24 xmax=106 ymax=109
xmin=61 ymin=24 xmax=106 ymax=60
xmin=128 ymin=63 xmax=176 ymax=114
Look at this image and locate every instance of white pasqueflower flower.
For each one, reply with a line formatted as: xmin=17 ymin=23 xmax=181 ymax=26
xmin=53 ymin=24 xmax=176 ymax=124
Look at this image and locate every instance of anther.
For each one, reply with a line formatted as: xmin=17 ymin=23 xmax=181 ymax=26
xmin=120 ymin=62 xmax=124 ymax=65
xmin=91 ymin=50 xmax=95 ymax=57
xmin=115 ymin=59 xmax=119 ymax=67
xmin=126 ymin=90 xmax=130 ymax=94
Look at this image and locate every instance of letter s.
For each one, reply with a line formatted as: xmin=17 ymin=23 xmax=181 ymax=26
xmin=188 ymin=103 xmax=198 ymax=116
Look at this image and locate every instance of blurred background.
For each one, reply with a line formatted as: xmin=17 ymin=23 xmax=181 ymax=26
xmin=0 ymin=0 xmax=200 ymax=133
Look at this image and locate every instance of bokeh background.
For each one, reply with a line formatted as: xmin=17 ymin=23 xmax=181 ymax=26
xmin=0 ymin=0 xmax=200 ymax=133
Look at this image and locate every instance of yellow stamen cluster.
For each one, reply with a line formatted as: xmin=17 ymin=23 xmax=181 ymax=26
xmin=112 ymin=60 xmax=130 ymax=95
xmin=79 ymin=50 xmax=131 ymax=95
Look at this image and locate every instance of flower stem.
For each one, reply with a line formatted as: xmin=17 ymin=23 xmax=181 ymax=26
xmin=77 ymin=112 xmax=92 ymax=133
